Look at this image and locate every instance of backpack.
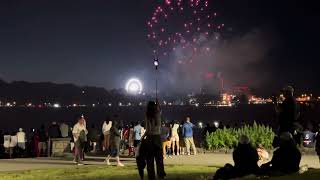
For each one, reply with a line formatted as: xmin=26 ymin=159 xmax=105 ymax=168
xmin=79 ymin=130 xmax=87 ymax=143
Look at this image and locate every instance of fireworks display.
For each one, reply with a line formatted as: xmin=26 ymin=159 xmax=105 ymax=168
xmin=147 ymin=0 xmax=225 ymax=64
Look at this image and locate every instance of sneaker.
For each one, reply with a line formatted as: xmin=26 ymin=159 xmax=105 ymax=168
xmin=117 ymin=162 xmax=124 ymax=167
xmin=77 ymin=163 xmax=84 ymax=166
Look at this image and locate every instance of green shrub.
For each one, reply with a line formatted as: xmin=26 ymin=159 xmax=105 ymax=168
xmin=205 ymin=122 xmax=275 ymax=150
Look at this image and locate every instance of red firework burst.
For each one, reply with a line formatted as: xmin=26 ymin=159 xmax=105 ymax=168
xmin=147 ymin=0 xmax=225 ymax=61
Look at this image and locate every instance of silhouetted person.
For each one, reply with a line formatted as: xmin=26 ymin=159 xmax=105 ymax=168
xmin=87 ymin=124 xmax=99 ymax=152
xmin=47 ymin=121 xmax=61 ymax=157
xmin=315 ymin=124 xmax=320 ymax=164
xmin=48 ymin=122 xmax=61 ymax=138
xmin=260 ymin=132 xmax=301 ymax=175
xmin=0 ymin=130 xmax=4 ymax=146
xmin=38 ymin=125 xmax=48 ymax=157
xmin=104 ymin=120 xmax=124 ymax=166
xmin=144 ymin=101 xmax=166 ymax=180
xmin=213 ymin=135 xmax=259 ymax=180
xmin=275 ymin=86 xmax=300 ymax=135
xmin=136 ymin=136 xmax=148 ymax=179
xmin=233 ymin=135 xmax=259 ymax=176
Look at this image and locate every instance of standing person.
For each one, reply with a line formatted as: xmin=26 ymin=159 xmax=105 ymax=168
xmin=182 ymin=116 xmax=197 ymax=155
xmin=104 ymin=120 xmax=124 ymax=166
xmin=60 ymin=122 xmax=69 ymax=138
xmin=3 ymin=132 xmax=11 ymax=157
xmin=170 ymin=120 xmax=180 ymax=156
xmin=179 ymin=121 xmax=185 ymax=155
xmin=128 ymin=123 xmax=135 ymax=156
xmin=37 ymin=125 xmax=48 ymax=157
xmin=33 ymin=130 xmax=40 ymax=158
xmin=161 ymin=122 xmax=171 ymax=159
xmin=16 ymin=128 xmax=26 ymax=150
xmin=102 ymin=118 xmax=112 ymax=151
xmin=0 ymin=130 xmax=4 ymax=156
xmin=87 ymin=124 xmax=99 ymax=153
xmin=48 ymin=122 xmax=61 ymax=157
xmin=9 ymin=132 xmax=18 ymax=158
xmin=72 ymin=115 xmax=88 ymax=165
xmin=144 ymin=101 xmax=166 ymax=180
xmin=316 ymin=124 xmax=320 ymax=164
xmin=274 ymin=86 xmax=300 ymax=135
xmin=133 ymin=121 xmax=143 ymax=153
xmin=121 ymin=125 xmax=130 ymax=154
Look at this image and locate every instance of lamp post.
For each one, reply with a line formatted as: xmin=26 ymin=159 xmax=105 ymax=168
xmin=154 ymin=58 xmax=159 ymax=100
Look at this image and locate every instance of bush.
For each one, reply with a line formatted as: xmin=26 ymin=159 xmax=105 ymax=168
xmin=206 ymin=122 xmax=275 ymax=150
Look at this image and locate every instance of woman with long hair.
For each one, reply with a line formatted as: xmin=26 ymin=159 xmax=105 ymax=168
xmin=104 ymin=119 xmax=124 ymax=166
xmin=143 ymin=101 xmax=166 ymax=180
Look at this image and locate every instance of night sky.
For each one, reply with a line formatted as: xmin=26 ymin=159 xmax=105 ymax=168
xmin=0 ymin=0 xmax=319 ymax=96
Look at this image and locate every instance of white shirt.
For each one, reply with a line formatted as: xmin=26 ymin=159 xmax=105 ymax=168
xmin=9 ymin=135 xmax=18 ymax=148
xmin=72 ymin=123 xmax=88 ymax=142
xmin=17 ymin=131 xmax=26 ymax=143
xmin=102 ymin=121 xmax=112 ymax=135
xmin=171 ymin=124 xmax=179 ymax=137
xmin=3 ymin=135 xmax=11 ymax=148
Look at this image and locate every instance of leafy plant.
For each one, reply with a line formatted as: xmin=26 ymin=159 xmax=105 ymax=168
xmin=206 ymin=122 xmax=275 ymax=150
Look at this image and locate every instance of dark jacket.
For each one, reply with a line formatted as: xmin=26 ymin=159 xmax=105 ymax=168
xmin=38 ymin=128 xmax=48 ymax=142
xmin=110 ymin=125 xmax=121 ymax=149
xmin=279 ymin=97 xmax=299 ymax=133
xmin=233 ymin=143 xmax=260 ymax=176
xmin=87 ymin=128 xmax=99 ymax=142
xmin=270 ymin=141 xmax=301 ymax=173
xmin=48 ymin=124 xmax=61 ymax=138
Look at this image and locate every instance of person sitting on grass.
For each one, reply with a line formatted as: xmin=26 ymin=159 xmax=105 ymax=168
xmin=257 ymin=144 xmax=269 ymax=162
xmin=260 ymin=132 xmax=301 ymax=176
xmin=213 ymin=135 xmax=259 ymax=180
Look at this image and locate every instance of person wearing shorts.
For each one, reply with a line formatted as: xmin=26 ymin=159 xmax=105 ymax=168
xmin=104 ymin=120 xmax=124 ymax=166
xmin=171 ymin=121 xmax=180 ymax=155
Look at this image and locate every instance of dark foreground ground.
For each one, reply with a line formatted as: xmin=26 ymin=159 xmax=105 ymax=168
xmin=0 ymin=153 xmax=319 ymax=179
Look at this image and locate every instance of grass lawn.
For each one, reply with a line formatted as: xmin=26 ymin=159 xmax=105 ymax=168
xmin=0 ymin=165 xmax=319 ymax=180
xmin=0 ymin=165 xmax=216 ymax=180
